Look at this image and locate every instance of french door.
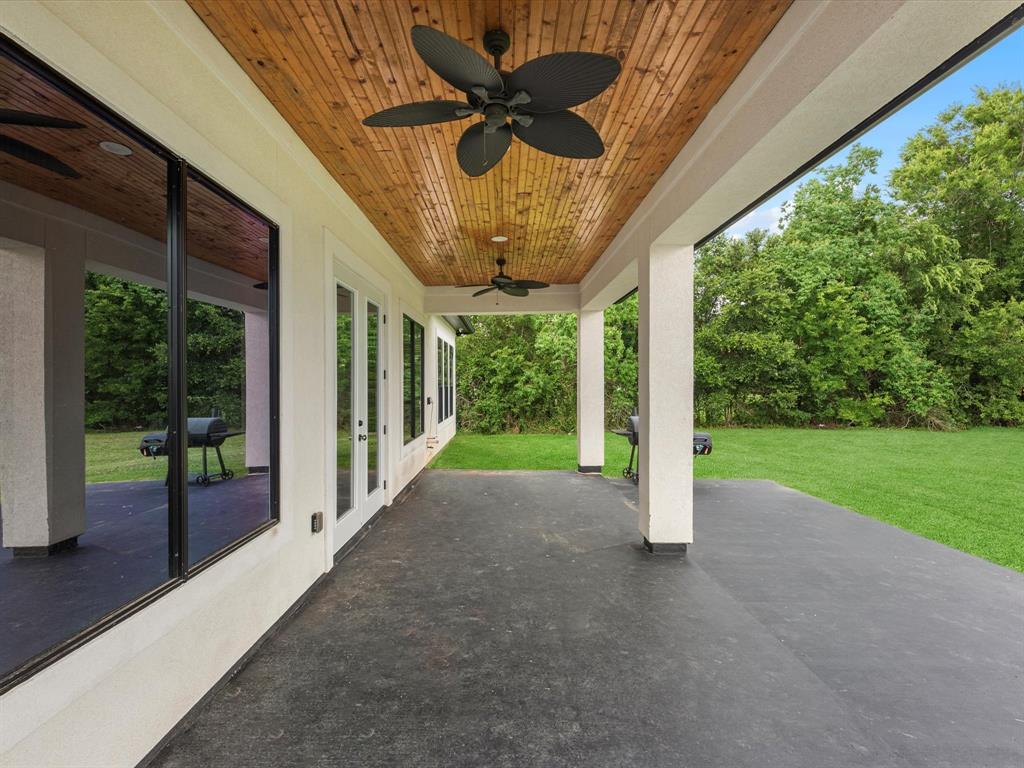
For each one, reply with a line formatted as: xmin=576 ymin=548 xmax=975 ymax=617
xmin=332 ymin=265 xmax=387 ymax=554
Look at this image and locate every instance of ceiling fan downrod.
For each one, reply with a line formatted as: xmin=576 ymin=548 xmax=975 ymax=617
xmin=483 ymin=28 xmax=511 ymax=71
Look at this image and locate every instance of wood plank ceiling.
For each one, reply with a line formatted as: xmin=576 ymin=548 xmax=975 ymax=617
xmin=0 ymin=52 xmax=270 ymax=282
xmin=188 ymin=0 xmax=790 ymax=287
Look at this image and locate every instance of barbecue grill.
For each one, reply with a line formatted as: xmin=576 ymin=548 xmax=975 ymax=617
xmin=613 ymin=410 xmax=712 ymax=485
xmin=139 ymin=417 xmax=243 ymax=487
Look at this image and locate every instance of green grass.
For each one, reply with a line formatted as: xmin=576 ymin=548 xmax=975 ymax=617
xmin=430 ymin=428 xmax=1024 ymax=572
xmin=85 ymin=430 xmax=248 ymax=484
xmin=85 ymin=429 xmax=375 ymax=484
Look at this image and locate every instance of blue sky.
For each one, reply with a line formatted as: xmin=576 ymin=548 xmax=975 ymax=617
xmin=725 ymin=25 xmax=1024 ymax=238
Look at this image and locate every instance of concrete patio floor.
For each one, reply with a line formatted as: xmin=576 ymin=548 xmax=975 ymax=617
xmin=150 ymin=471 xmax=1023 ymax=768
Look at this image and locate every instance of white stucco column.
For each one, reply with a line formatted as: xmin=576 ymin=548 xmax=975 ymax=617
xmin=244 ymin=311 xmax=270 ymax=472
xmin=576 ymin=309 xmax=605 ymax=473
xmin=0 ymin=236 xmax=86 ymax=554
xmin=638 ymin=242 xmax=694 ymax=553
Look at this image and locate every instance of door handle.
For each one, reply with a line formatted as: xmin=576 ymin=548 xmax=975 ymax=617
xmin=358 ymin=434 xmax=368 ymax=441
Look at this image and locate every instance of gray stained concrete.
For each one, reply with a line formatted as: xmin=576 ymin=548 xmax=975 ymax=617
xmin=151 ymin=472 xmax=1023 ymax=768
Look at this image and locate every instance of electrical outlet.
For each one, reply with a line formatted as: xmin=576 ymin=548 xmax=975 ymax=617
xmin=311 ymin=511 xmax=324 ymax=534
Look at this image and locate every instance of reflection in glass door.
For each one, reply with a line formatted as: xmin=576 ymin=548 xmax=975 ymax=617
xmin=330 ymin=265 xmax=387 ymax=556
xmin=366 ymin=301 xmax=380 ymax=495
xmin=336 ymin=286 xmax=353 ymax=518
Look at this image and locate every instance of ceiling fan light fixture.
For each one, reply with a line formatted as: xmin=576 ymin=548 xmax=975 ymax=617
xmin=99 ymin=140 xmax=133 ymax=157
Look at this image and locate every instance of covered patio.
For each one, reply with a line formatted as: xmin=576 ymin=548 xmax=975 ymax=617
xmin=1 ymin=1 xmax=1022 ymax=765
xmin=150 ymin=471 xmax=1023 ymax=768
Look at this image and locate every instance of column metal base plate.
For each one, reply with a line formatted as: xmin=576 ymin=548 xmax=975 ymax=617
xmin=643 ymin=538 xmax=687 ymax=555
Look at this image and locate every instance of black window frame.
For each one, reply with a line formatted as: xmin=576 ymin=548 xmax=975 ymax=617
xmin=448 ymin=343 xmax=455 ymax=422
xmin=0 ymin=35 xmax=281 ymax=695
xmin=437 ymin=337 xmax=444 ymax=422
xmin=437 ymin=337 xmax=454 ymax=424
xmin=403 ymin=315 xmax=424 ymax=444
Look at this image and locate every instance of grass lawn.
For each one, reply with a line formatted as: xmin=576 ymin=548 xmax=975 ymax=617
xmin=430 ymin=428 xmax=1024 ymax=572
xmin=85 ymin=429 xmax=371 ymax=484
xmin=85 ymin=430 xmax=248 ymax=484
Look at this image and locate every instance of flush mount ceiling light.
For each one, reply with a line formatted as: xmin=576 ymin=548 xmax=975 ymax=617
xmin=490 ymin=235 xmax=508 ymax=242
xmin=99 ymin=140 xmax=133 ymax=157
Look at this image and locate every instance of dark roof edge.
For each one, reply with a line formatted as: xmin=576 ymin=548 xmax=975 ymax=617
xmin=443 ymin=315 xmax=475 ymax=335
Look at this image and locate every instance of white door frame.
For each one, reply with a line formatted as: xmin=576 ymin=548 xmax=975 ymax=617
xmin=324 ymin=248 xmax=390 ymax=566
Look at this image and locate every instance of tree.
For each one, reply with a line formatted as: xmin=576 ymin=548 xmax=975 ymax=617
xmin=455 ymin=87 xmax=1023 ymax=431
xmin=891 ymin=87 xmax=1024 ymax=304
xmin=891 ymin=87 xmax=1024 ymax=423
xmin=84 ymin=273 xmax=246 ymax=430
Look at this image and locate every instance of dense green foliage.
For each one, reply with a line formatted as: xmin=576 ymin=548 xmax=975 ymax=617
xmin=85 ymin=273 xmax=246 ymax=429
xmin=456 ymin=88 xmax=1023 ymax=431
xmin=429 ymin=428 xmax=1024 ymax=572
xmin=454 ymin=302 xmax=638 ymax=433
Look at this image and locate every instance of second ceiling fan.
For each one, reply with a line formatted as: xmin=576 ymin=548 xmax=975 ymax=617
xmin=463 ymin=258 xmax=548 ymax=298
xmin=362 ymin=26 xmax=621 ymax=177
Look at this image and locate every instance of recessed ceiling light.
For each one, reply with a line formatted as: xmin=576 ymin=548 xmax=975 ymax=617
xmin=99 ymin=141 xmax=133 ymax=157
xmin=490 ymin=235 xmax=508 ymax=243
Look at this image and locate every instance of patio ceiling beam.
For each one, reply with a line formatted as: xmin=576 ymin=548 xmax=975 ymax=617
xmin=579 ymin=0 xmax=1021 ymax=311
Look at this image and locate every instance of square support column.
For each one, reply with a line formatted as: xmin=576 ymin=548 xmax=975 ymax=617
xmin=638 ymin=242 xmax=694 ymax=553
xmin=244 ymin=311 xmax=270 ymax=472
xmin=576 ymin=309 xmax=604 ymax=474
xmin=0 ymin=236 xmax=86 ymax=555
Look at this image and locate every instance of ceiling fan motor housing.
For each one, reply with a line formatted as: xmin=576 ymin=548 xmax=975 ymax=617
xmin=492 ymin=257 xmax=511 ymax=284
xmin=483 ymin=29 xmax=511 ymax=64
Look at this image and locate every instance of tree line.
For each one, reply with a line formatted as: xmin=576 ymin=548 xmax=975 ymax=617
xmin=84 ymin=273 xmax=246 ymax=430
xmin=80 ymin=88 xmax=1020 ymax=433
xmin=455 ymin=87 xmax=1023 ymax=432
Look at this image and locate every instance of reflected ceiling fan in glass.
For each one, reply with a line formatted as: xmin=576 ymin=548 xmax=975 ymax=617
xmin=0 ymin=108 xmax=84 ymax=178
xmin=361 ymin=26 xmax=621 ymax=177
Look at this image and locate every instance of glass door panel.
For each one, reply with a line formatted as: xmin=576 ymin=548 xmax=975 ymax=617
xmin=366 ymin=301 xmax=380 ymax=495
xmin=330 ymin=262 xmax=387 ymax=556
xmin=336 ymin=286 xmax=354 ymax=518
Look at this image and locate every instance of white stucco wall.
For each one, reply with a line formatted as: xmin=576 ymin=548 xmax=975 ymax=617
xmin=0 ymin=1 xmax=446 ymax=765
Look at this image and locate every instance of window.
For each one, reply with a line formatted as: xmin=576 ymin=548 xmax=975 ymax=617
xmin=448 ymin=343 xmax=455 ymax=420
xmin=403 ymin=315 xmax=424 ymax=443
xmin=184 ymin=172 xmax=276 ymax=566
xmin=0 ymin=37 xmax=278 ymax=692
xmin=437 ymin=337 xmax=455 ymax=423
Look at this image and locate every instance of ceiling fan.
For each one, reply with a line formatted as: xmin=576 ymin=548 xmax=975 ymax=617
xmin=0 ymin=108 xmax=85 ymax=179
xmin=362 ymin=26 xmax=621 ymax=177
xmin=462 ymin=258 xmax=549 ymax=298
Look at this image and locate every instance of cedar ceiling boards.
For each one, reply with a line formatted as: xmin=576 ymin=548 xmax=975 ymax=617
xmin=187 ymin=0 xmax=790 ymax=287
xmin=0 ymin=53 xmax=269 ymax=281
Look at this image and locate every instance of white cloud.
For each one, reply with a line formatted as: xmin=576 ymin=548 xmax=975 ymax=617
xmin=725 ymin=204 xmax=785 ymax=239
